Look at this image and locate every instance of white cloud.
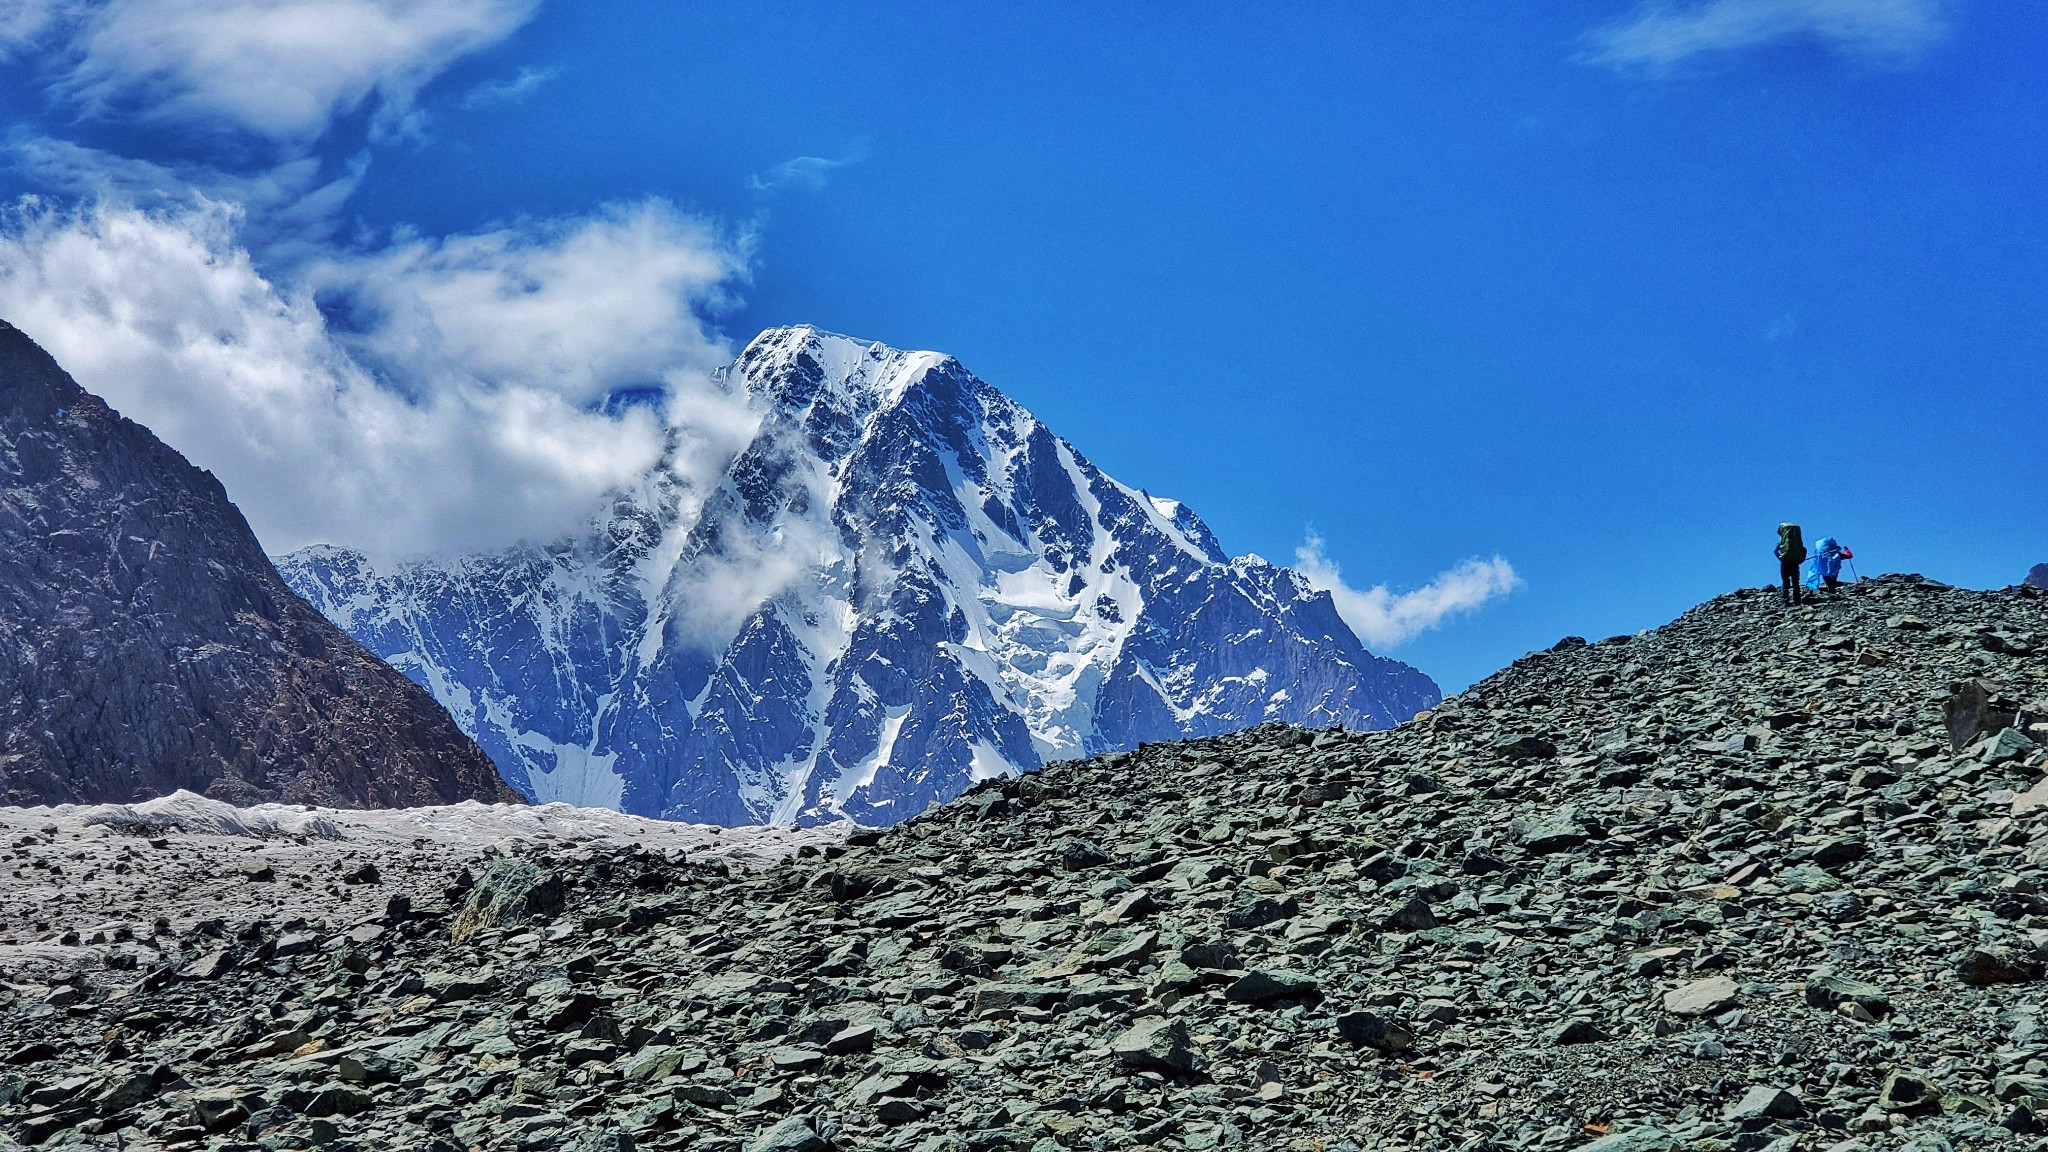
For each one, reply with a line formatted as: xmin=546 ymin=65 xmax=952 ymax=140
xmin=0 ymin=0 xmax=82 ymax=56
xmin=311 ymin=201 xmax=748 ymax=405
xmin=665 ymin=510 xmax=840 ymax=649
xmin=1294 ymin=532 xmax=1521 ymax=649
xmin=1586 ymin=0 xmax=1948 ymax=72
xmin=10 ymin=136 xmax=371 ymax=251
xmin=458 ymin=64 xmax=557 ymax=109
xmin=46 ymin=0 xmax=540 ymax=141
xmin=0 ymin=198 xmax=752 ymax=558
xmin=749 ymin=148 xmax=867 ymax=194
xmin=0 ymin=2 xmax=776 ymax=566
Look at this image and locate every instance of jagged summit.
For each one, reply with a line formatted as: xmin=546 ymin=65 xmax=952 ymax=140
xmin=735 ymin=326 xmax=953 ymax=418
xmin=280 ymin=326 xmax=1438 ymax=825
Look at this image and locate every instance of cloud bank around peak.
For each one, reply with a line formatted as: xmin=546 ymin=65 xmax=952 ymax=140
xmin=1295 ymin=533 xmax=1521 ymax=649
xmin=0 ymin=199 xmax=751 ymax=558
xmin=310 ymin=202 xmax=747 ymax=407
xmin=20 ymin=0 xmax=542 ymax=142
xmin=0 ymin=0 xmax=774 ymax=559
xmin=1585 ymin=0 xmax=1949 ymax=73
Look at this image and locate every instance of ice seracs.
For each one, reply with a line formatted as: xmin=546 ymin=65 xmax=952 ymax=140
xmin=279 ymin=326 xmax=1440 ymax=825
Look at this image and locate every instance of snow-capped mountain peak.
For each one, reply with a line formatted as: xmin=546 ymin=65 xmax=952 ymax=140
xmin=279 ymin=327 xmax=1439 ymax=825
xmin=737 ymin=325 xmax=944 ymax=415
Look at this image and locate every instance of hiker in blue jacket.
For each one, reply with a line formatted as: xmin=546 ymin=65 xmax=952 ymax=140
xmin=1806 ymin=536 xmax=1852 ymax=593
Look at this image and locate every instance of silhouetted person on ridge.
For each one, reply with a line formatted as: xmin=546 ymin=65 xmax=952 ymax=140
xmin=1775 ymin=523 xmax=1807 ymax=607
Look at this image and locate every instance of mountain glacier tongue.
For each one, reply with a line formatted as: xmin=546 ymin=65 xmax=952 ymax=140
xmin=278 ymin=327 xmax=1441 ymax=825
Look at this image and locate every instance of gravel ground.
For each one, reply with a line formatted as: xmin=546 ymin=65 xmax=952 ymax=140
xmin=0 ymin=792 xmax=839 ymax=986
xmin=2 ymin=574 xmax=2046 ymax=1152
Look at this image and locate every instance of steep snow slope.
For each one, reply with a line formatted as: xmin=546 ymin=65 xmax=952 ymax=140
xmin=280 ymin=328 xmax=1439 ymax=824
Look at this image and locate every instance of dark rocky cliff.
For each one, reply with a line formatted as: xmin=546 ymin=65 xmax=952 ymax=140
xmin=0 ymin=320 xmax=513 ymax=808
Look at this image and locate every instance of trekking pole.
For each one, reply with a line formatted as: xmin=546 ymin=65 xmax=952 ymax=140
xmin=1848 ymin=559 xmax=1860 ymax=581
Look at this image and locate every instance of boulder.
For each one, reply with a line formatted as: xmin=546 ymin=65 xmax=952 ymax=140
xmin=1803 ymin=972 xmax=1891 ymax=1018
xmin=1663 ymin=976 xmax=1740 ymax=1017
xmin=451 ymin=858 xmax=566 ymax=943
xmin=748 ymin=1116 xmax=827 ymax=1152
xmin=1111 ymin=1016 xmax=1197 ymax=1073
xmin=1223 ymin=969 xmax=1319 ymax=1004
xmin=1723 ymin=1086 xmax=1805 ymax=1122
xmin=1945 ymin=679 xmax=2016 ymax=752
xmin=1335 ymin=1011 xmax=1412 ymax=1054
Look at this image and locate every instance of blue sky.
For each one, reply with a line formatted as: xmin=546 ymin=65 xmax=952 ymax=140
xmin=1 ymin=1 xmax=2043 ymax=690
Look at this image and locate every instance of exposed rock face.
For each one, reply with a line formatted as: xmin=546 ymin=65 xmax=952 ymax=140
xmin=280 ymin=327 xmax=1438 ymax=825
xmin=4 ymin=574 xmax=2046 ymax=1150
xmin=2028 ymin=563 xmax=2048 ymax=591
xmin=0 ymin=320 xmax=512 ymax=808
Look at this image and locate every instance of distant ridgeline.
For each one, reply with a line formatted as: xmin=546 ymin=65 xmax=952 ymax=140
xmin=280 ymin=327 xmax=1440 ymax=826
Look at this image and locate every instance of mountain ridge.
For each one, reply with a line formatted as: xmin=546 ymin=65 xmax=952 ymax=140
xmin=280 ymin=326 xmax=1440 ymax=825
xmin=0 ymin=320 xmax=514 ymax=809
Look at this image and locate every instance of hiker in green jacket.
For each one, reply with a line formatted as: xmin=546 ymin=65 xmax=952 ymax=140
xmin=1775 ymin=523 xmax=1808 ymax=607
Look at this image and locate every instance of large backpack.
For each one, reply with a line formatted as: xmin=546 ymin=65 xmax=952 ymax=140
xmin=1777 ymin=523 xmax=1806 ymax=563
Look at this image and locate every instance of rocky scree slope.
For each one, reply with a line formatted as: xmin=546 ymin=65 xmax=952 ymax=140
xmin=279 ymin=326 xmax=1437 ymax=826
xmin=4 ymin=575 xmax=2047 ymax=1152
xmin=0 ymin=321 xmax=511 ymax=809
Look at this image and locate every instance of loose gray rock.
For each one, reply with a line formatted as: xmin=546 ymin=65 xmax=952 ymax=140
xmin=1111 ymin=1016 xmax=1196 ymax=1073
xmin=1804 ymin=972 xmax=1891 ymax=1017
xmin=1336 ymin=1010 xmax=1412 ymax=1054
xmin=748 ymin=1115 xmax=828 ymax=1152
xmin=1662 ymin=976 xmax=1741 ymax=1017
xmin=1723 ymin=1085 xmax=1805 ymax=1121
xmin=1223 ymin=968 xmax=1319 ymax=1003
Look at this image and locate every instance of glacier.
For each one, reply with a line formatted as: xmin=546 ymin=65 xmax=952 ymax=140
xmin=278 ymin=327 xmax=1441 ymax=825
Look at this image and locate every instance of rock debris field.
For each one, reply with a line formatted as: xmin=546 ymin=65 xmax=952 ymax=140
xmin=4 ymin=573 xmax=2048 ymax=1152
xmin=0 ymin=797 xmax=839 ymax=987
